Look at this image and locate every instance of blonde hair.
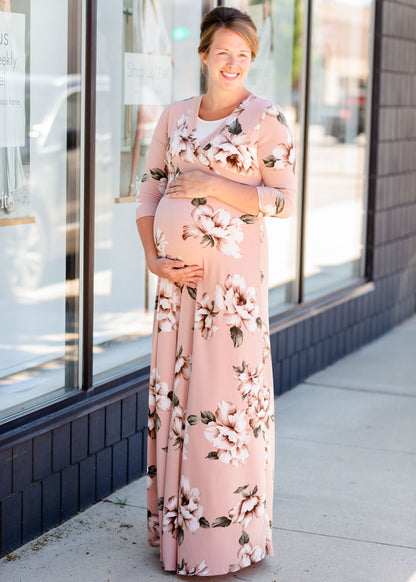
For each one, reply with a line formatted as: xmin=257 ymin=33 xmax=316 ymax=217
xmin=198 ymin=7 xmax=258 ymax=61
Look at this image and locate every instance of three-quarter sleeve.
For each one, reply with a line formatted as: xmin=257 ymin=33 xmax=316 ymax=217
xmin=256 ymin=105 xmax=297 ymax=218
xmin=136 ymin=105 xmax=170 ymax=220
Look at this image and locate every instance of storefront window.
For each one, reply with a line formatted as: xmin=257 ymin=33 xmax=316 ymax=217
xmin=0 ymin=0 xmax=83 ymax=422
xmin=93 ymin=0 xmax=205 ymax=380
xmin=303 ymin=0 xmax=372 ymax=299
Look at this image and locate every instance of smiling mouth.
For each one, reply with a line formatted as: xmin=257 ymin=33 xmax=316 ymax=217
xmin=221 ymin=71 xmax=239 ymax=80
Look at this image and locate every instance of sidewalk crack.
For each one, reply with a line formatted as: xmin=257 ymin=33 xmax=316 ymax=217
xmin=274 ymin=526 xmax=416 ymax=550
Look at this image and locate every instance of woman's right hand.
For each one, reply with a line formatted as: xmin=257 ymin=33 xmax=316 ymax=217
xmin=148 ymin=257 xmax=204 ymax=287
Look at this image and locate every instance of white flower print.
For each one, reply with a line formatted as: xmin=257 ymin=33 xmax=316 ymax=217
xmin=149 ymin=368 xmax=170 ymax=414
xmin=215 ymin=274 xmax=259 ymax=334
xmin=264 ymin=103 xmax=281 ymax=118
xmin=204 ymin=401 xmax=251 ymax=467
xmin=228 ymin=487 xmax=265 ymax=529
xmin=262 ymin=322 xmax=271 ymax=364
xmin=174 ymin=346 xmax=191 ymax=390
xmin=148 ymin=513 xmax=160 ymax=547
xmin=169 ymin=405 xmax=186 ymax=450
xmin=195 ymin=292 xmax=219 ymax=340
xmin=182 ymin=204 xmax=243 ymax=258
xmin=265 ymin=437 xmax=272 ymax=465
xmin=162 ymin=495 xmax=178 ymax=537
xmin=237 ymin=543 xmax=263 ymax=568
xmin=177 ymin=560 xmax=210 ymax=576
xmin=233 ymin=361 xmax=263 ymax=400
xmin=154 ymin=227 xmax=168 ymax=258
xmin=206 ymin=130 xmax=256 ymax=175
xmin=169 ymin=113 xmax=198 ymax=163
xmin=157 ymin=278 xmax=181 ymax=332
xmin=246 ymin=384 xmax=273 ymax=435
xmin=178 ymin=476 xmax=203 ymax=534
xmin=182 ymin=423 xmax=189 ymax=461
xmin=270 ymin=133 xmax=296 ymax=169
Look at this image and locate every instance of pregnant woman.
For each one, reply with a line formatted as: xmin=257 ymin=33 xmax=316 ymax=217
xmin=136 ymin=6 xmax=296 ymax=576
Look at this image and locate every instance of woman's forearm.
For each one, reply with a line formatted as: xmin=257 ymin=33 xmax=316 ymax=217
xmin=165 ymin=171 xmax=260 ymax=216
xmin=209 ymin=174 xmax=259 ymax=216
xmin=136 ymin=216 xmax=158 ymax=266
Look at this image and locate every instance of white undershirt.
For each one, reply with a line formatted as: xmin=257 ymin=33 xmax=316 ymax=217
xmin=197 ymin=115 xmax=230 ymax=142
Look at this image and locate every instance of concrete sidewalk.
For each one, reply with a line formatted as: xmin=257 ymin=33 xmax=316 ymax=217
xmin=1 ymin=316 xmax=415 ymax=582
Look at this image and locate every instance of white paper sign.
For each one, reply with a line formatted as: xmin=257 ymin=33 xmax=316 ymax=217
xmin=0 ymin=13 xmax=25 ymax=147
xmin=124 ymin=53 xmax=172 ymax=106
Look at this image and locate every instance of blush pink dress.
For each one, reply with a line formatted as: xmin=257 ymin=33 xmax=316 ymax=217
xmin=136 ymin=93 xmax=296 ymax=576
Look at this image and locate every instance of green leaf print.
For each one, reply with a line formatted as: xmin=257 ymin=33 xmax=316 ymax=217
xmin=201 ymin=234 xmax=215 ymax=248
xmin=173 ymin=437 xmax=182 ymax=449
xmin=168 ymin=391 xmax=180 ymax=407
xmin=178 ymin=525 xmax=184 ymax=546
xmin=147 ymin=465 xmax=157 ymax=478
xmin=199 ymin=517 xmax=210 ymax=528
xmin=263 ymin=154 xmax=276 ymax=168
xmin=187 ymin=286 xmax=197 ymax=300
xmin=233 ymin=484 xmax=249 ymax=494
xmin=228 ymin=118 xmax=242 ymax=135
xmin=239 ymin=214 xmax=258 ymax=224
xmin=232 ymin=361 xmax=246 ymax=375
xmin=239 ymin=531 xmax=250 ymax=545
xmin=200 ymin=410 xmax=216 ymax=424
xmin=275 ymin=195 xmax=285 ymax=215
xmin=277 ymin=112 xmax=288 ymax=127
xmin=205 ymin=451 xmax=219 ymax=460
xmin=203 ymin=143 xmax=212 ymax=151
xmin=260 ymin=271 xmax=265 ymax=283
xmin=158 ymin=497 xmax=164 ymax=511
xmin=178 ymin=559 xmax=185 ymax=571
xmin=230 ymin=326 xmax=243 ymax=348
xmin=187 ymin=415 xmax=200 ymax=425
xmin=156 ymin=414 xmax=162 ymax=431
xmin=253 ymin=425 xmax=261 ymax=438
xmin=256 ymin=317 xmax=263 ymax=329
xmin=141 ymin=173 xmax=149 ymax=182
xmin=191 ymin=197 xmax=207 ymax=206
xmin=150 ymin=167 xmax=167 ymax=180
xmin=212 ymin=516 xmax=232 ymax=528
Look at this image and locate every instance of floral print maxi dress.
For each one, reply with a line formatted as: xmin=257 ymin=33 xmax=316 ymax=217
xmin=136 ymin=93 xmax=296 ymax=576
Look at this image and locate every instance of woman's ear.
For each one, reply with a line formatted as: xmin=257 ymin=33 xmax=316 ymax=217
xmin=199 ymin=52 xmax=207 ymax=66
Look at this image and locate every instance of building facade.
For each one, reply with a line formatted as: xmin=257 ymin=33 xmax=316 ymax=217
xmin=0 ymin=0 xmax=415 ymax=556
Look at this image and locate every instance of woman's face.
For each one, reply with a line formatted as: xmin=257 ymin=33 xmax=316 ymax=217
xmin=201 ymin=28 xmax=253 ymax=94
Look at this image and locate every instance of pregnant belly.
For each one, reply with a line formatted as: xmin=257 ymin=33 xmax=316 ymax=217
xmin=153 ymin=195 xmax=245 ymax=265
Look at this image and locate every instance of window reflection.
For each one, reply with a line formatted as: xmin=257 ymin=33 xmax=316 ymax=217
xmin=304 ymin=0 xmax=372 ymax=299
xmin=0 ymin=0 xmax=82 ymax=423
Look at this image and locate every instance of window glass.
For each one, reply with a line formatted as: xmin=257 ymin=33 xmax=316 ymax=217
xmin=303 ymin=0 xmax=372 ymax=299
xmin=93 ymin=0 xmax=204 ymax=380
xmin=0 ymin=0 xmax=82 ymax=423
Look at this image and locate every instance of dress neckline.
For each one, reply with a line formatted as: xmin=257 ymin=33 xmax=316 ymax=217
xmin=190 ymin=93 xmax=255 ymax=147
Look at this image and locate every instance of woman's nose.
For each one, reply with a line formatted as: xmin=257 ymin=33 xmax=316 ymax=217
xmin=226 ymin=54 xmax=237 ymax=67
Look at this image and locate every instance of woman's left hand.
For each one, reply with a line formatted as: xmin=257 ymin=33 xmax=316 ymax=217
xmin=165 ymin=170 xmax=218 ymax=199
